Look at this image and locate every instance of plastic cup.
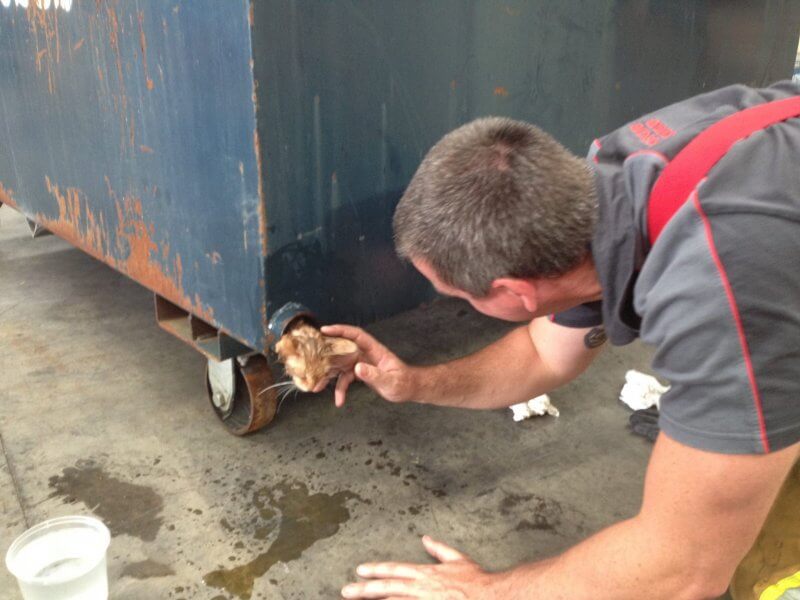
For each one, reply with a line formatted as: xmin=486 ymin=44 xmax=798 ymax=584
xmin=5 ymin=516 xmax=110 ymax=600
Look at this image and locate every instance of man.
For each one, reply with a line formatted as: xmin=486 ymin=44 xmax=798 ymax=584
xmin=325 ymin=81 xmax=800 ymax=599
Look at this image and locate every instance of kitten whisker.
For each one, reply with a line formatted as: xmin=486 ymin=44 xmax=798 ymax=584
xmin=258 ymin=380 xmax=294 ymax=397
xmin=276 ymin=384 xmax=299 ymax=414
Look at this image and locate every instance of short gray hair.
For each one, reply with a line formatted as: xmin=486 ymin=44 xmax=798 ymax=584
xmin=393 ymin=117 xmax=597 ymax=296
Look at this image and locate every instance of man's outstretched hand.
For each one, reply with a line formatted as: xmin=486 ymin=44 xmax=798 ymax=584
xmin=319 ymin=325 xmax=418 ymax=408
xmin=341 ymin=536 xmax=507 ymax=599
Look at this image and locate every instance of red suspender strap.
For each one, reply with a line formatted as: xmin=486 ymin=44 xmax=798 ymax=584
xmin=647 ymin=95 xmax=800 ymax=244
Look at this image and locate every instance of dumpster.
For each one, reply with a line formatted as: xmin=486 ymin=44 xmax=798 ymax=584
xmin=1 ymin=1 xmax=798 ymax=433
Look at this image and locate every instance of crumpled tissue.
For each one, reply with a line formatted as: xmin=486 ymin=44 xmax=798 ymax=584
xmin=509 ymin=394 xmax=559 ymax=422
xmin=619 ymin=370 xmax=670 ymax=410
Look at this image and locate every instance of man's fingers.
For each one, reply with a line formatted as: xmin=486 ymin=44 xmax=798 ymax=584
xmin=341 ymin=579 xmax=422 ymax=598
xmin=421 ymin=536 xmax=466 ymax=563
xmin=311 ymin=378 xmax=330 ymax=394
xmin=321 ymin=324 xmax=369 ymax=342
xmin=335 ymin=371 xmax=356 ymax=408
xmin=354 ymin=363 xmax=390 ymax=392
xmin=321 ymin=325 xmax=386 ymax=362
xmin=356 ymin=562 xmax=426 ymax=580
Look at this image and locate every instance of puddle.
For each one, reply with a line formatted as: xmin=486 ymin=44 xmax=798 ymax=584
xmin=204 ymin=480 xmax=360 ymax=599
xmin=48 ymin=461 xmax=164 ymax=541
xmin=120 ymin=559 xmax=175 ymax=579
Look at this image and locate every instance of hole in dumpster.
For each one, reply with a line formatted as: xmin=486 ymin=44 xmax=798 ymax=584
xmin=274 ymin=321 xmax=358 ymax=393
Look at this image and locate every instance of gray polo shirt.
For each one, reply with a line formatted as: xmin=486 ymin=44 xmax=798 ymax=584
xmin=553 ymin=81 xmax=800 ymax=454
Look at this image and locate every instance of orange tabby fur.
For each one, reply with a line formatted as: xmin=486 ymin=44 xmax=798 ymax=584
xmin=275 ymin=322 xmax=358 ymax=392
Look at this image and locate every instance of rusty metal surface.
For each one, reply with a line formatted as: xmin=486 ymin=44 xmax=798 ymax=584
xmin=0 ymin=0 xmax=264 ymax=345
xmin=205 ymin=354 xmax=277 ymax=436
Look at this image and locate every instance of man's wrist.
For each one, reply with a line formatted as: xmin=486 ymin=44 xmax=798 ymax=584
xmin=408 ymin=364 xmax=440 ymax=405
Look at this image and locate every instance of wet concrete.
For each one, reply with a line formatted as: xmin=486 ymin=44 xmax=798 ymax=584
xmin=0 ymin=207 xmax=725 ymax=598
xmin=204 ymin=480 xmax=362 ymax=598
xmin=49 ymin=461 xmax=164 ymax=541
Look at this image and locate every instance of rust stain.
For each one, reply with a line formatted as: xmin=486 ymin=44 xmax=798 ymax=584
xmin=73 ymin=38 xmax=85 ymax=52
xmin=139 ymin=145 xmax=154 ymax=154
xmin=253 ymin=127 xmax=267 ymax=258
xmin=493 ymin=86 xmax=509 ymax=97
xmin=103 ymin=2 xmax=132 ymax=152
xmin=37 ymin=176 xmax=215 ymax=324
xmin=42 ymin=176 xmax=107 ymax=259
xmin=450 ymin=80 xmax=457 ymax=90
xmin=129 ymin=109 xmax=136 ymax=149
xmin=0 ymin=181 xmax=18 ymax=209
xmin=248 ymin=1 xmax=254 ymax=27
xmin=26 ymin=2 xmax=58 ymax=93
xmin=137 ymin=11 xmax=154 ymax=91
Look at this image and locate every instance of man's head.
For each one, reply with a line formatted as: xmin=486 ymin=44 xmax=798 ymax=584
xmin=393 ymin=117 xmax=597 ymax=321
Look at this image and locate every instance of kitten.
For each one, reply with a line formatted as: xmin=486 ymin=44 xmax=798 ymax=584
xmin=274 ymin=321 xmax=358 ymax=392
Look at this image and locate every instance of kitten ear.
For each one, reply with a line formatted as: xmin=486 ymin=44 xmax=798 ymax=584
xmin=324 ymin=336 xmax=359 ymax=372
xmin=274 ymin=335 xmax=295 ymax=360
xmin=325 ymin=336 xmax=358 ymax=356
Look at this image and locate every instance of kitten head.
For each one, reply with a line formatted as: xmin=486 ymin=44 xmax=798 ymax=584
xmin=275 ymin=323 xmax=358 ymax=392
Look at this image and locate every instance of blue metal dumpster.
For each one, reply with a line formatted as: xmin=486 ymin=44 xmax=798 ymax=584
xmin=2 ymin=1 xmax=798 ymax=433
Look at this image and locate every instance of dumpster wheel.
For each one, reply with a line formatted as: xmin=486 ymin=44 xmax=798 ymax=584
xmin=205 ymin=354 xmax=278 ymax=435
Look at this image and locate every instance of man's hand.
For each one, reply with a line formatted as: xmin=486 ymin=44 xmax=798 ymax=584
xmin=319 ymin=325 xmax=417 ymax=408
xmin=341 ymin=536 xmax=507 ymax=599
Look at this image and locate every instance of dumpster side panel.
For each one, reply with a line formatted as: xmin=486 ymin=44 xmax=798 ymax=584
xmin=0 ymin=1 xmax=266 ymax=349
xmin=252 ymin=0 xmax=800 ymax=325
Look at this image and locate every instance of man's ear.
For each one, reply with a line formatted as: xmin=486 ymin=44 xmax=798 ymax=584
xmin=490 ymin=277 xmax=539 ymax=313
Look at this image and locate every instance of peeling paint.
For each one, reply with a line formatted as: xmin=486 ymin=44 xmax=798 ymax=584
xmin=254 ymin=128 xmax=267 ymax=259
xmin=36 ymin=176 xmax=215 ymax=324
xmin=0 ymin=181 xmax=18 ymax=208
xmin=25 ymin=1 xmax=61 ymax=93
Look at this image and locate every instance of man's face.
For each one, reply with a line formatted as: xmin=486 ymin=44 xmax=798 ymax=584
xmin=411 ymin=258 xmax=536 ymax=323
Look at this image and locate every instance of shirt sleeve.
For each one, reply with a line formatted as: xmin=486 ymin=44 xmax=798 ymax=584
xmin=550 ymin=301 xmax=603 ymax=328
xmin=637 ymin=206 xmax=800 ymax=455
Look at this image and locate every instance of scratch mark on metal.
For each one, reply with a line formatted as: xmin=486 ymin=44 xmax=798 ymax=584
xmin=137 ymin=10 xmax=154 ymax=91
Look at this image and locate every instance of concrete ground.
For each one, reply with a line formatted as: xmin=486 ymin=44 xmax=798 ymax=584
xmin=0 ymin=206 xmax=720 ymax=599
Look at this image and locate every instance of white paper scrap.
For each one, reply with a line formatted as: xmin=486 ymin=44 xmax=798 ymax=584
xmin=510 ymin=394 xmax=559 ymax=422
xmin=619 ymin=369 xmax=670 ymax=411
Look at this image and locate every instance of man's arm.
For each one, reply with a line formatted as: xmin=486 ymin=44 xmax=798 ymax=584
xmin=415 ymin=317 xmax=604 ymax=409
xmin=343 ymin=434 xmax=799 ymax=599
xmin=321 ymin=317 xmax=603 ymax=409
xmin=501 ymin=434 xmax=800 ymax=599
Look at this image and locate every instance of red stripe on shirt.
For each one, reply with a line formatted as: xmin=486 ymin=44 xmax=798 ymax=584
xmin=692 ymin=190 xmax=770 ymax=453
xmin=626 ymin=149 xmax=669 ymax=163
xmin=591 ymin=139 xmax=602 ymax=164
